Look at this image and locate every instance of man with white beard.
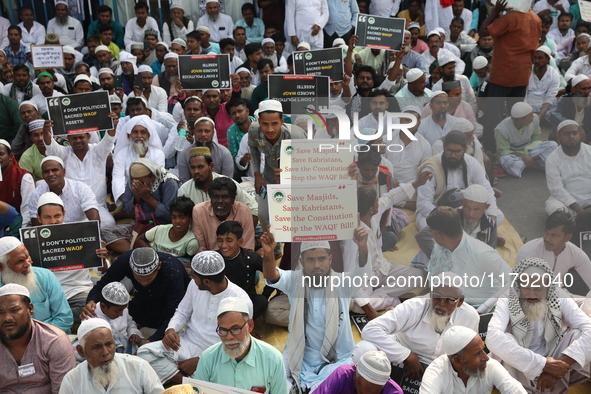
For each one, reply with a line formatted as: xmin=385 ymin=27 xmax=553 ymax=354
xmin=46 ymin=0 xmax=84 ymax=49
xmin=194 ymin=297 xmax=287 ymax=392
xmin=353 ymin=272 xmax=479 ymax=379
xmin=487 ymin=257 xmax=591 ymax=393
xmin=0 ymin=237 xmax=73 ymax=333
xmin=112 ymin=114 xmax=165 ymax=204
xmin=546 ymin=74 xmax=591 ymax=142
xmin=59 ymin=318 xmax=163 ymax=394
xmin=420 ymin=326 xmax=526 ymax=393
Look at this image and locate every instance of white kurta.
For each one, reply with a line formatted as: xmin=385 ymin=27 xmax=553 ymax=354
xmin=18 ymin=21 xmax=46 ymax=46
xmin=564 ymin=55 xmax=591 ymax=82
xmin=395 ymin=85 xmax=432 ymax=111
xmin=548 ymin=28 xmax=575 ymax=47
xmin=196 ymin=13 xmax=234 ymax=43
xmin=129 ymin=85 xmax=169 ymax=113
xmin=162 ymin=20 xmax=195 ymax=45
xmin=525 ymin=66 xmax=560 ymax=112
xmin=28 ymin=179 xmax=99 ymax=224
xmin=95 ymin=301 xmax=143 ymax=347
xmin=124 ymin=17 xmax=162 ymax=46
xmin=369 ymin=0 xmax=401 ymax=16
xmin=420 ymin=48 xmax=466 ymax=77
xmin=2 ymin=84 xmax=42 ymax=104
xmin=361 ymin=295 xmax=479 ymax=364
xmin=385 ymin=131 xmax=432 ymax=184
xmin=533 ymin=0 xmax=571 ymax=28
xmin=285 ymin=0 xmax=329 ymax=50
xmin=420 ymin=355 xmax=527 ymax=394
xmin=46 ymin=17 xmax=84 ymax=48
xmin=417 ymin=114 xmax=459 ymax=146
xmin=31 ymin=91 xmax=64 ymax=116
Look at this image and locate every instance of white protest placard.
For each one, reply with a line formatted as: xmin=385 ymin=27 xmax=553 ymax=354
xmin=279 ymin=139 xmax=354 ymax=184
xmin=267 ymin=181 xmax=357 ymax=243
xmin=182 ymin=377 xmax=255 ymax=394
xmin=31 ymin=45 xmax=64 ymax=69
xmin=581 ymin=0 xmax=591 ymax=22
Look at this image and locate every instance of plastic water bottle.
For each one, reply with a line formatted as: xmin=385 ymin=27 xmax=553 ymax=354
xmin=175 ymin=129 xmax=187 ymax=151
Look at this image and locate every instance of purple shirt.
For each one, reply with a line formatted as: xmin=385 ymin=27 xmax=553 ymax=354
xmin=313 ymin=364 xmax=403 ymax=394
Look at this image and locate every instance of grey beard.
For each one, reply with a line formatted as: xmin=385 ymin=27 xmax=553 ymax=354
xmin=132 ymin=139 xmax=148 ymax=156
xmin=89 ymin=361 xmax=119 ymax=389
xmin=56 ymin=15 xmax=69 ymax=26
xmin=521 ymin=298 xmax=548 ymax=322
xmin=462 ymin=216 xmax=479 ymax=235
xmin=573 ymin=96 xmax=591 ymax=108
xmin=210 ymin=13 xmax=219 ymax=22
xmin=1 ymin=265 xmax=39 ymax=295
xmin=429 ymin=308 xmax=451 ymax=333
xmin=463 ymin=366 xmax=486 ymax=379
xmin=223 ymin=335 xmax=251 ymax=359
xmin=434 ymin=111 xmax=447 ymax=121
xmin=97 ymin=61 xmax=112 ymax=69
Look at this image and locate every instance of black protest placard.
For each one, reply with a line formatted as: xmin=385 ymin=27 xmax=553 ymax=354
xmin=479 ymin=312 xmax=494 ymax=353
xmin=46 ymin=91 xmax=113 ymax=136
xmin=293 ymin=48 xmax=344 ymax=82
xmin=267 ymin=75 xmax=329 ymax=114
xmin=355 ymin=14 xmax=406 ymax=50
xmin=20 ymin=221 xmax=102 ymax=272
xmin=178 ymin=54 xmax=231 ymax=90
xmin=390 ymin=362 xmax=428 ymax=394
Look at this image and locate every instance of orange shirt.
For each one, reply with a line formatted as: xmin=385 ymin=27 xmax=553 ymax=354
xmin=487 ymin=10 xmax=541 ymax=87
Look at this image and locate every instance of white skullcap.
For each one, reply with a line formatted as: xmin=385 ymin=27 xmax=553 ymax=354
xmin=78 ymin=318 xmax=112 ymax=341
xmin=261 ymin=38 xmax=275 ymax=46
xmin=194 ymin=116 xmax=216 ymax=128
xmin=197 ymin=25 xmax=211 ymax=34
xmin=536 ymin=46 xmax=552 ymax=57
xmin=442 ymin=326 xmax=478 ymax=355
xmin=28 ymin=119 xmax=45 ymax=132
xmin=406 ymin=68 xmax=423 ymax=83
xmin=437 ymin=51 xmax=455 ymax=67
xmin=427 ymin=30 xmax=441 ymax=38
xmin=164 ymin=52 xmax=179 ymax=60
xmin=36 ymin=192 xmax=64 ymax=209
xmin=258 ymin=99 xmax=283 ymax=113
xmin=0 ymin=283 xmax=30 ymax=298
xmin=119 ymin=51 xmax=137 ymax=65
xmin=191 ymin=251 xmax=225 ymax=275
xmin=511 ymin=102 xmax=533 ymax=118
xmin=95 ymin=45 xmax=110 ymax=53
xmin=62 ymin=45 xmax=76 ymax=55
xmin=453 ymin=118 xmax=475 ymax=133
xmin=402 ymin=105 xmax=422 ymax=114
xmin=0 ymin=237 xmax=23 ymax=258
xmin=138 ymin=65 xmax=153 ymax=74
xmin=236 ymin=67 xmax=250 ymax=74
xmin=19 ymin=100 xmax=38 ymax=111
xmin=55 ymin=0 xmax=68 ymax=5
xmin=435 ymin=27 xmax=445 ymax=35
xmin=408 ymin=22 xmax=420 ymax=30
xmin=431 ymin=271 xmax=464 ymax=294
xmin=357 ymin=351 xmax=391 ymax=385
xmin=40 ymin=155 xmax=64 ymax=168
xmin=156 ymin=41 xmax=170 ymax=50
xmin=298 ymin=42 xmax=311 ymax=50
xmin=217 ymin=296 xmax=250 ymax=317
xmin=0 ymin=139 xmax=10 ymax=149
xmin=129 ymin=248 xmax=159 ymax=276
xmin=206 ymin=0 xmax=219 ymax=3
xmin=300 ymin=241 xmax=331 ymax=254
xmin=170 ymin=3 xmax=184 ymax=10
xmin=472 ymin=56 xmax=488 ymax=70
xmin=333 ymin=38 xmax=346 ymax=47
xmin=101 ymin=282 xmax=130 ymax=305
xmin=98 ymin=67 xmax=114 ymax=76
xmin=74 ymin=74 xmax=92 ymax=85
xmin=558 ymin=119 xmax=580 ymax=131
xmin=430 ymin=90 xmax=447 ymax=100
xmin=571 ymin=74 xmax=590 ymax=87
xmin=462 ymin=184 xmax=488 ymax=204
xmin=109 ymin=94 xmax=122 ymax=104
xmin=171 ymin=38 xmax=187 ymax=47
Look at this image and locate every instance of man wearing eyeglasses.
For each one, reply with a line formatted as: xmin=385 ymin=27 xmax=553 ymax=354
xmin=353 ymin=272 xmax=479 ymax=381
xmin=137 ymin=251 xmax=253 ymax=386
xmin=195 ymin=297 xmax=287 ymax=393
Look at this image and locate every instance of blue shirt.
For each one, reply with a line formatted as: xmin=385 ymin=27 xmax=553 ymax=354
xmin=235 ymin=18 xmax=265 ymax=44
xmin=0 ymin=205 xmax=18 ymax=237
xmin=4 ymin=45 xmax=27 ymax=66
xmin=325 ymin=0 xmax=359 ymax=36
xmin=152 ymin=59 xmax=163 ymax=75
xmin=87 ymin=20 xmax=125 ymax=49
xmin=202 ymin=42 xmax=221 ymax=54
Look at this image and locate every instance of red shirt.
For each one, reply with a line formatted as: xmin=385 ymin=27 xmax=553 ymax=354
xmin=203 ymin=101 xmax=233 ymax=148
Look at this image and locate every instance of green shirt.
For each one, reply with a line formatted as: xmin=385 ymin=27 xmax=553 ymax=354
xmin=19 ymin=144 xmax=45 ymax=181
xmin=251 ymin=82 xmax=268 ymax=111
xmin=0 ymin=93 xmax=23 ymax=142
xmin=194 ymin=337 xmax=287 ymax=394
xmin=227 ymin=116 xmax=255 ymax=160
xmin=144 ymin=224 xmax=199 ymax=257
xmin=494 ymin=126 xmax=541 ymax=157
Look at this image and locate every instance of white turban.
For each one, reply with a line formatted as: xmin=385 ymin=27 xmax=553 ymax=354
xmin=114 ymin=115 xmax=164 ymax=156
xmin=442 ymin=326 xmax=478 ymax=355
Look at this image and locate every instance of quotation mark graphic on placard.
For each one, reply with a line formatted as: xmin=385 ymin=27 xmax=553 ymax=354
xmin=21 ymin=229 xmax=37 ymax=239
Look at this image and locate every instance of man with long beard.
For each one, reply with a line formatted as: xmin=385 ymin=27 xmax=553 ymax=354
xmin=0 ymin=284 xmax=75 ymax=393
xmin=487 ymin=257 xmax=591 ymax=393
xmin=420 ymin=326 xmax=526 ymax=393
xmin=195 ymin=297 xmax=286 ymax=392
xmin=546 ymin=74 xmax=591 ymax=142
xmin=60 ymin=318 xmax=163 ymax=393
xmin=417 ymin=91 xmax=459 ymax=146
xmin=46 ymin=0 xmax=84 ymax=50
xmin=354 ymin=272 xmax=478 ymax=380
xmin=0 ymin=237 xmax=73 ymax=332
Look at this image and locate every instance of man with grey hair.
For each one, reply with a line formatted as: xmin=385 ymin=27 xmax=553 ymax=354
xmin=46 ymin=0 xmax=84 ymax=49
xmin=354 ymin=272 xmax=479 ymax=379
xmin=137 ymin=251 xmax=252 ymax=385
xmin=420 ymin=326 xmax=526 ymax=393
xmin=0 ymin=283 xmax=75 ymax=393
xmin=0 ymin=236 xmax=73 ymax=333
xmin=487 ymin=257 xmax=591 ymax=393
xmin=195 ymin=297 xmax=287 ymax=392
xmin=59 ymin=318 xmax=163 ymax=393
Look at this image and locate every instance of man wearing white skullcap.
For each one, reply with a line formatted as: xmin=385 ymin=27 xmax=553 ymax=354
xmin=546 ymin=74 xmax=591 ymax=142
xmin=61 ymin=318 xmax=163 ymax=394
xmin=162 ymin=4 xmax=194 ymax=46
xmin=124 ymin=2 xmax=162 ymax=48
xmin=0 ymin=236 xmax=74 ymax=332
xmin=235 ymin=3 xmax=265 ymax=44
xmin=194 ymin=296 xmax=286 ymax=392
xmin=487 ymin=258 xmax=591 ymax=393
xmin=8 ymin=100 xmax=42 ymax=162
xmin=395 ymin=68 xmax=432 ymax=110
xmin=46 ymin=1 xmax=84 ymax=49
xmin=197 ymin=0 xmax=234 ymax=43
xmin=417 ymin=91 xmax=460 ymax=146
xmin=525 ymin=46 xmax=564 ymax=120
xmin=129 ymin=64 xmax=168 ymax=112
xmin=0 ymin=283 xmax=76 ymax=393
xmin=354 ymin=271 xmax=477 ymax=378
xmin=420 ymin=326 xmax=526 ymax=393
xmin=430 ymin=52 xmax=478 ymax=114
xmin=494 ymin=101 xmax=558 ymax=177
xmin=314 ymin=351 xmax=402 ymax=394
xmin=419 ymin=32 xmax=465 ymax=79
xmin=137 ymin=251 xmax=252 ymax=385
xmin=544 ymin=119 xmax=591 ymax=215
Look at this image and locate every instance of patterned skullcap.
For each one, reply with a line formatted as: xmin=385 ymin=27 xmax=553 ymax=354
xmin=191 ymin=251 xmax=225 ymax=275
xmin=190 ymin=146 xmax=211 ymax=158
xmin=357 ymin=351 xmax=391 ymax=385
xmin=101 ymin=282 xmax=130 ymax=305
xmin=129 ymin=248 xmax=159 ymax=276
